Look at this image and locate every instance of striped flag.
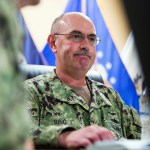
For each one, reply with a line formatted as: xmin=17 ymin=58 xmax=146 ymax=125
xmin=18 ymin=11 xmax=45 ymax=65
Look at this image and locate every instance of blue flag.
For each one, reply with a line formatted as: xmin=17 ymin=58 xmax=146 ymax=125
xmin=42 ymin=0 xmax=139 ymax=111
xmin=42 ymin=44 xmax=56 ymax=66
xmin=18 ymin=12 xmax=44 ymax=65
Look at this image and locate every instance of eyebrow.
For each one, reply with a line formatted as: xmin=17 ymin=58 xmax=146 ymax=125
xmin=70 ymin=30 xmax=96 ymax=36
xmin=70 ymin=30 xmax=82 ymax=34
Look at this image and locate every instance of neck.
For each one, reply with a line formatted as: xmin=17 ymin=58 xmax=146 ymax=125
xmin=55 ymin=69 xmax=87 ymax=87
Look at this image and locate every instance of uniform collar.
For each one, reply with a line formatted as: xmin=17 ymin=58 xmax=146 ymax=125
xmin=49 ymin=70 xmax=112 ymax=110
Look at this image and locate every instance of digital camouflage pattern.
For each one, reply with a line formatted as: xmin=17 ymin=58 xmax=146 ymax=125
xmin=24 ymin=70 xmax=141 ymax=148
xmin=0 ymin=0 xmax=30 ymax=149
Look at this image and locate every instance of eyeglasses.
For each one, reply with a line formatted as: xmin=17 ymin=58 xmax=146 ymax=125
xmin=54 ymin=31 xmax=101 ymax=46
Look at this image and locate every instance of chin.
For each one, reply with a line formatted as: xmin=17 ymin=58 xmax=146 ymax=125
xmin=77 ymin=65 xmax=90 ymax=72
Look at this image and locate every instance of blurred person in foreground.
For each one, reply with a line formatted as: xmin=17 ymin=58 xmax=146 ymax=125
xmin=24 ymin=12 xmax=141 ymax=149
xmin=0 ymin=0 xmax=40 ymax=149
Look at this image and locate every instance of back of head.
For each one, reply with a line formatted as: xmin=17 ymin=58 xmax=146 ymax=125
xmin=17 ymin=0 xmax=40 ymax=8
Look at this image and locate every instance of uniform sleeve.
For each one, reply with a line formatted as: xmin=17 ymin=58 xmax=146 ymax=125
xmin=128 ymin=106 xmax=142 ymax=139
xmin=24 ymin=80 xmax=75 ymax=148
xmin=114 ymin=91 xmax=142 ymax=139
xmin=31 ymin=124 xmax=75 ymax=149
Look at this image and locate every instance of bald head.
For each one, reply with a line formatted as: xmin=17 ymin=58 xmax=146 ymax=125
xmin=50 ymin=12 xmax=96 ymax=34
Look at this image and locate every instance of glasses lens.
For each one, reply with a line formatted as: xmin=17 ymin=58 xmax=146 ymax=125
xmin=55 ymin=32 xmax=100 ymax=46
xmin=88 ymin=36 xmax=96 ymax=45
xmin=69 ymin=33 xmax=84 ymax=42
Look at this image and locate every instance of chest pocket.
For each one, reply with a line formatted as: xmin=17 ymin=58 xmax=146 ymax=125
xmin=40 ymin=97 xmax=84 ymax=129
xmin=90 ymin=106 xmax=123 ymax=139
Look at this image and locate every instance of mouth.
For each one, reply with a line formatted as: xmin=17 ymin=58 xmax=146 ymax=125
xmin=74 ymin=54 xmax=91 ymax=59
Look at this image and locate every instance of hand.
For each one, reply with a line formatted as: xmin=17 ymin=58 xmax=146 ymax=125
xmin=24 ymin=138 xmax=35 ymax=150
xmin=58 ymin=125 xmax=115 ymax=149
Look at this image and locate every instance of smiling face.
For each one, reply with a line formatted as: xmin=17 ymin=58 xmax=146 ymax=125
xmin=48 ymin=12 xmax=97 ymax=76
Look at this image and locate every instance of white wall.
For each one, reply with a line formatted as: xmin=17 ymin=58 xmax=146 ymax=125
xmin=21 ymin=0 xmax=68 ymax=51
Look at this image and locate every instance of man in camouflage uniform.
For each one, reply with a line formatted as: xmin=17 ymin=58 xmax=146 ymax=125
xmin=0 ymin=0 xmax=40 ymax=149
xmin=24 ymin=12 xmax=141 ymax=149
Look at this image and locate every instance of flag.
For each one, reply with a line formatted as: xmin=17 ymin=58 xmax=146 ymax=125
xmin=42 ymin=0 xmax=139 ymax=111
xmin=42 ymin=43 xmax=55 ymax=66
xmin=121 ymin=32 xmax=144 ymax=96
xmin=18 ymin=11 xmax=45 ymax=65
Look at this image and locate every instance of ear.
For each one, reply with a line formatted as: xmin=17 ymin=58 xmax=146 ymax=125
xmin=47 ymin=34 xmax=57 ymax=53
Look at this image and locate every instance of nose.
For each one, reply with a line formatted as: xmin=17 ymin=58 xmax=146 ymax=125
xmin=79 ymin=42 xmax=89 ymax=52
xmin=80 ymin=35 xmax=91 ymax=47
xmin=79 ymin=36 xmax=91 ymax=52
